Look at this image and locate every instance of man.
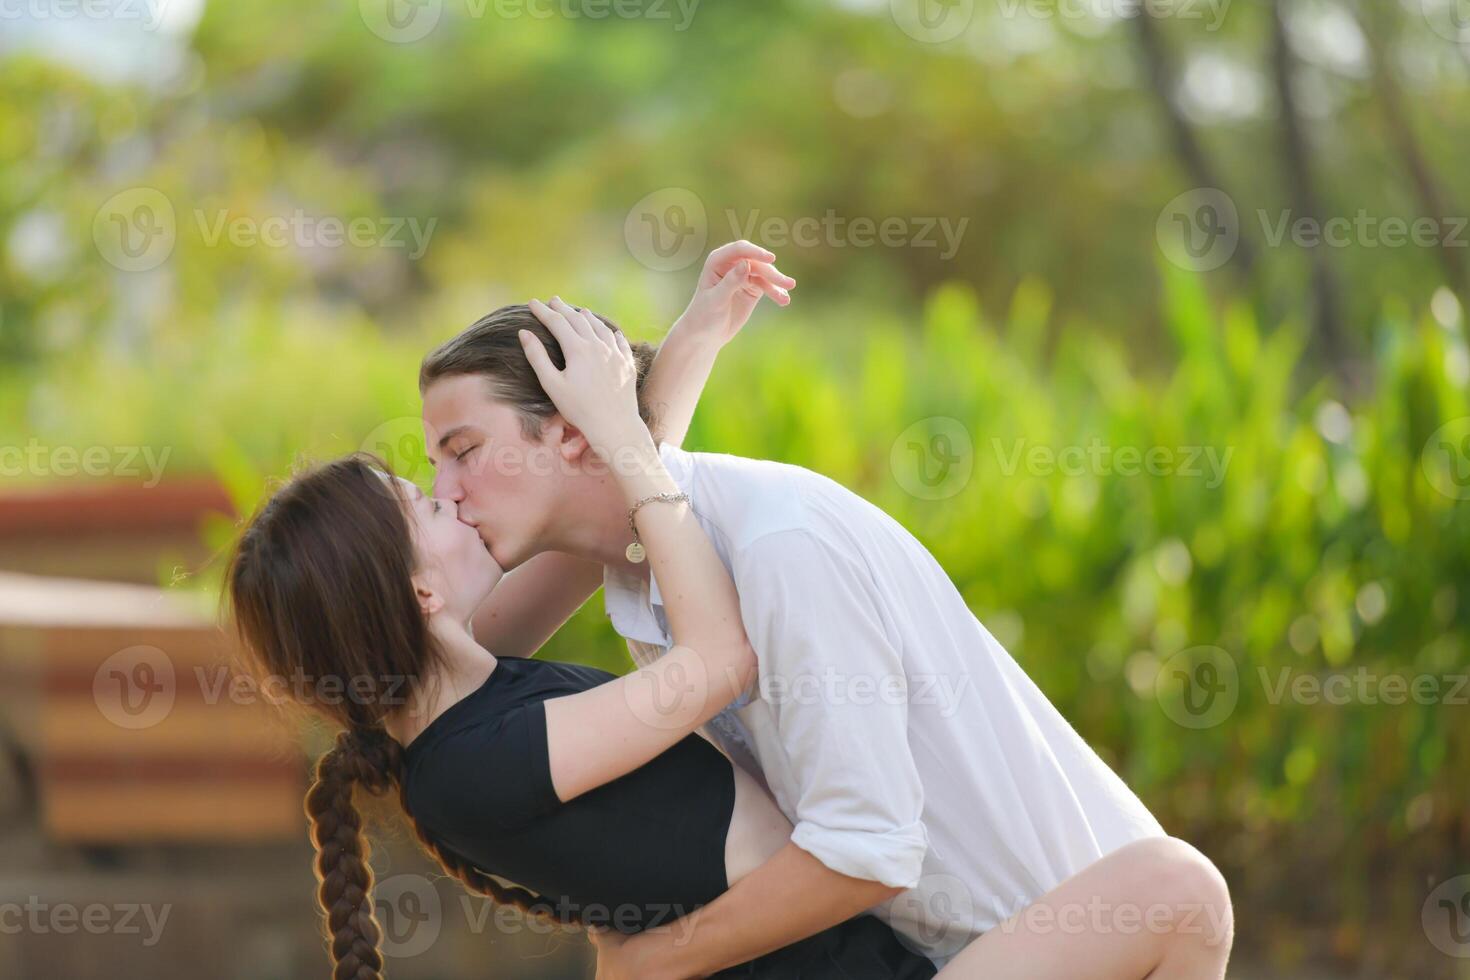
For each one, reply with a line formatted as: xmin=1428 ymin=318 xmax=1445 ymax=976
xmin=421 ymin=246 xmax=1233 ymax=979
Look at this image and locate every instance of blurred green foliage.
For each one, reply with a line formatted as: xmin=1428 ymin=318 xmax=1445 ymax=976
xmin=4 ymin=0 xmax=1470 ymax=974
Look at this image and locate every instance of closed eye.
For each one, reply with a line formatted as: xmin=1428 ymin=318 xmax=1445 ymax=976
xmin=455 ymin=445 xmax=477 ymax=462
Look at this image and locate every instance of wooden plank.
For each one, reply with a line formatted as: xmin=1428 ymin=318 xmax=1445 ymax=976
xmin=41 ymin=699 xmax=298 ymax=755
xmin=0 ymin=574 xmax=213 ymax=630
xmin=42 ymin=781 xmax=304 ymax=842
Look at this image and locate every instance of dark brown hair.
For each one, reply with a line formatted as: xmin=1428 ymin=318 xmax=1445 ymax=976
xmin=419 ymin=303 xmax=660 ymax=439
xmin=225 ymin=454 xmax=558 ymax=980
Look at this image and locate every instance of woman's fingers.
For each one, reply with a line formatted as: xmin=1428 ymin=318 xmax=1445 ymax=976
xmin=518 ymin=330 xmax=562 ymax=394
xmin=528 ymin=298 xmax=581 ymax=351
xmin=707 ymin=239 xmax=777 ymax=273
xmin=748 ymin=269 xmax=790 ymax=305
xmin=546 ymin=296 xmax=596 ymax=342
xmin=750 ymin=261 xmax=796 ymax=290
xmin=579 ymin=306 xmax=618 ymax=349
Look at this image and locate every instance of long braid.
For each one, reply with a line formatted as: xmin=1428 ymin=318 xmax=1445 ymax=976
xmin=304 ymin=727 xmax=574 ymax=978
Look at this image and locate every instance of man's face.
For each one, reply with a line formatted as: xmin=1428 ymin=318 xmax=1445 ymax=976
xmin=422 ymin=374 xmax=561 ymax=571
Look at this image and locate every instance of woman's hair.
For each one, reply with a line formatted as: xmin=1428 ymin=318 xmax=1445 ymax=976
xmin=419 ymin=303 xmax=660 ymax=439
xmin=225 ymin=453 xmax=562 ymax=980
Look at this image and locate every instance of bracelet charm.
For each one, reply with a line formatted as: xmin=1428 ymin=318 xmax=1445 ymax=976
xmin=625 ymin=491 xmax=691 ymax=564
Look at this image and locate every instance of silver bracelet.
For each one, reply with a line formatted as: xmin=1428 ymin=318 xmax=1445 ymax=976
xmin=625 ymin=491 xmax=691 ymax=563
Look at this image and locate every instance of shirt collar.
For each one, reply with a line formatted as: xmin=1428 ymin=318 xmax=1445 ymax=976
xmin=601 ymin=443 xmax=694 ymax=645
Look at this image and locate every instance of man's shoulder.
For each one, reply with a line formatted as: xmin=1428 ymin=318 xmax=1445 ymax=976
xmin=672 ymin=447 xmax=813 ymax=546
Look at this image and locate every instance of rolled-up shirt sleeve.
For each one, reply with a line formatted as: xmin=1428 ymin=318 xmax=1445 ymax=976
xmin=732 ymin=529 xmax=929 ymax=890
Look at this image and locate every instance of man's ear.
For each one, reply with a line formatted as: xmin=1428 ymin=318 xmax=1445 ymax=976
xmin=410 ymin=574 xmax=445 ymax=617
xmin=549 ymin=415 xmax=591 ymax=463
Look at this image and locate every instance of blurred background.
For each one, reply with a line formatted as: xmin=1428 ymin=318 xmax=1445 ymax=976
xmin=1 ymin=0 xmax=1468 ymax=977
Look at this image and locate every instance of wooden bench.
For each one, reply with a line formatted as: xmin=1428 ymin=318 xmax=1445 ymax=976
xmin=0 ymin=572 xmax=306 ymax=843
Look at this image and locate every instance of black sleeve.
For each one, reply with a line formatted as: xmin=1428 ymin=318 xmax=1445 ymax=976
xmin=419 ymin=702 xmax=561 ymax=835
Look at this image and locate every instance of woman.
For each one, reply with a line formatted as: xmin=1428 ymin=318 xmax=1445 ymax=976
xmin=225 ymin=276 xmax=937 ymax=977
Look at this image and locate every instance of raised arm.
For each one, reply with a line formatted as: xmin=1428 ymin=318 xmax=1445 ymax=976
xmin=519 ymin=301 xmax=759 ymax=803
xmin=468 ymin=244 xmax=795 ymax=658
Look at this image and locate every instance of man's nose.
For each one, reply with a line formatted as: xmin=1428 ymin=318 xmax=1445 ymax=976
xmin=433 ymin=470 xmax=464 ymax=502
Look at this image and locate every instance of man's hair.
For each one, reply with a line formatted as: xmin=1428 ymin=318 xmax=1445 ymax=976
xmin=419 ymin=304 xmax=659 ymax=440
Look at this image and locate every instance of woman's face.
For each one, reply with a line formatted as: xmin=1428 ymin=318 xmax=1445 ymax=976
xmin=393 ymin=475 xmax=504 ymax=622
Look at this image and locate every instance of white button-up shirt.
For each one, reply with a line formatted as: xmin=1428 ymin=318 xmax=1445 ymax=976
xmin=604 ymin=446 xmax=1164 ymax=966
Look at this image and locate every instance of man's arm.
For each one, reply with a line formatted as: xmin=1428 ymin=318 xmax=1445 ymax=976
xmin=600 ymin=528 xmax=929 ymax=978
xmin=470 ymin=244 xmax=794 ymax=657
xmin=597 ymin=843 xmax=902 ymax=980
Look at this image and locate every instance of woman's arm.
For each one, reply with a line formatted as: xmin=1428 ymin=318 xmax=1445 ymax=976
xmin=469 ymin=244 xmax=794 ymax=659
xmin=519 ymin=301 xmax=757 ymax=803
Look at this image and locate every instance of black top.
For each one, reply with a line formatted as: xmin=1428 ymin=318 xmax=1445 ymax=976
xmin=401 ymin=655 xmax=735 ymax=932
xmin=401 ymin=655 xmax=939 ymax=980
